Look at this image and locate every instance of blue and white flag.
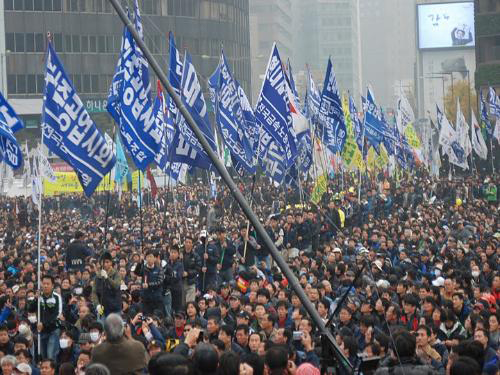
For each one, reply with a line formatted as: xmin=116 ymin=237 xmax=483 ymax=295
xmin=362 ymin=88 xmax=384 ymax=154
xmin=0 ymin=92 xmax=23 ymax=170
xmin=381 ymin=110 xmax=396 ymax=156
xmin=304 ymin=66 xmax=320 ymax=120
xmin=175 ymin=51 xmax=217 ymax=165
xmin=317 ymin=58 xmax=346 ymax=154
xmin=286 ymin=59 xmax=300 ymax=106
xmin=349 ymin=95 xmax=363 ymax=152
xmin=43 ymin=42 xmax=115 ymax=196
xmin=480 ymin=90 xmax=492 ymax=137
xmin=153 ymin=88 xmax=169 ymax=171
xmin=117 ymin=29 xmax=161 ymax=170
xmin=255 ymin=43 xmax=297 ymax=168
xmin=236 ymin=80 xmax=259 ymax=158
xmin=296 ymin=132 xmax=313 ymax=174
xmin=212 ymin=51 xmax=255 ymax=173
xmin=257 ymin=129 xmax=287 ymax=184
xmin=133 ymin=0 xmax=151 ymax=98
xmin=488 ymin=87 xmax=499 ymax=117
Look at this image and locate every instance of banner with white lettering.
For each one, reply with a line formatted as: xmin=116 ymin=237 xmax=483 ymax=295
xmin=42 ymin=42 xmax=115 ymax=196
xmin=212 ymin=51 xmax=255 ymax=173
xmin=255 ymin=43 xmax=297 ymax=168
xmin=471 ymin=110 xmax=488 ymax=160
xmin=480 ymin=90 xmax=492 ymax=137
xmin=0 ymin=91 xmax=24 ymax=170
xmin=304 ymin=66 xmax=320 ymax=120
xmin=362 ymin=88 xmax=384 ymax=154
xmin=317 ymin=58 xmax=346 ymax=154
xmin=38 ymin=148 xmax=56 ymax=182
xmin=349 ymin=95 xmax=364 ymax=153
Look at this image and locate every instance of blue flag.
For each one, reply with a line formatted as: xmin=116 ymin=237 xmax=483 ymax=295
xmin=212 ymin=51 xmax=255 ymax=173
xmin=43 ymin=42 xmax=115 ymax=196
xmin=235 ymin=80 xmax=259 ymax=159
xmin=114 ymin=130 xmax=129 ymax=184
xmin=0 ymin=92 xmax=23 ymax=170
xmin=349 ymin=95 xmax=364 ymax=153
xmin=133 ymin=0 xmax=151 ymax=99
xmin=108 ymin=24 xmax=161 ymax=171
xmin=258 ymin=129 xmax=287 ymax=184
xmin=362 ymin=88 xmax=384 ymax=154
xmin=488 ymin=87 xmax=499 ymax=117
xmin=255 ymin=44 xmax=297 ymax=168
xmin=296 ymin=131 xmax=313 ymax=174
xmin=317 ymin=58 xmax=346 ymax=154
xmin=286 ymin=59 xmax=300 ymax=106
xmin=480 ymin=90 xmax=492 ymax=137
xmin=304 ymin=66 xmax=320 ymax=120
xmin=381 ymin=109 xmax=396 ymax=156
xmin=153 ymin=88 xmax=169 ymax=171
xmin=175 ymin=51 xmax=217 ymax=160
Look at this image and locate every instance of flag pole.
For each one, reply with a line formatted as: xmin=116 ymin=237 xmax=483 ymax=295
xmin=139 ymin=171 xmax=144 ymax=254
xmin=103 ymin=127 xmax=116 ymax=250
xmin=37 ymin=130 xmax=44 ymax=358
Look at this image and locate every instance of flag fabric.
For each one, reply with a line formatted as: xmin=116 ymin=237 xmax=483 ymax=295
xmin=133 ymin=0 xmax=151 ymax=99
xmin=154 ymin=86 xmax=169 ymax=171
xmin=257 ymin=129 xmax=287 ymax=184
xmin=362 ymin=89 xmax=384 ymax=154
xmin=22 ymin=142 xmax=31 ymax=188
xmin=471 ymin=110 xmax=488 ymax=160
xmin=43 ymin=41 xmax=115 ymax=196
xmin=494 ymin=118 xmax=500 ymax=144
xmin=304 ymin=66 xmax=320 ymax=120
xmin=488 ymin=87 xmax=499 ymax=117
xmin=31 ymin=156 xmax=41 ymax=208
xmin=236 ymin=80 xmax=259 ymax=159
xmin=396 ymin=90 xmax=415 ymax=134
xmin=255 ymin=43 xmax=297 ymax=168
xmin=317 ymin=58 xmax=346 ymax=154
xmin=480 ymin=90 xmax=492 ymax=137
xmin=211 ymin=51 xmax=255 ymax=173
xmin=286 ymin=59 xmax=300 ymax=106
xmin=437 ymin=104 xmax=456 ymax=152
xmin=0 ymin=91 xmax=24 ymax=170
xmin=109 ymin=24 xmax=161 ymax=171
xmin=455 ymin=98 xmax=472 ymax=157
xmin=146 ymin=166 xmax=157 ymax=199
xmin=175 ymin=51 xmax=217 ymax=164
xmin=114 ymin=131 xmax=129 ymax=184
xmin=349 ymin=95 xmax=364 ymax=153
xmin=296 ymin=132 xmax=313 ymax=174
xmin=310 ymin=173 xmax=328 ymax=204
xmin=38 ymin=148 xmax=56 ymax=183
xmin=449 ymin=140 xmax=468 ymax=170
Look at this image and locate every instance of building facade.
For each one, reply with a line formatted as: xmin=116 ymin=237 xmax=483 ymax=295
xmin=293 ymin=0 xmax=361 ymax=102
xmin=249 ymin=0 xmax=293 ymax=103
xmin=474 ymin=0 xmax=500 ymax=91
xmin=1 ymin=0 xmax=251 ymax=141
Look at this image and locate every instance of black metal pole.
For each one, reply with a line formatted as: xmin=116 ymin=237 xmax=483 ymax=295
xmin=107 ymin=0 xmax=352 ymax=372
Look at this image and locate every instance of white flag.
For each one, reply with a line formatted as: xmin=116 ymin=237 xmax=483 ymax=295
xmin=38 ymin=149 xmax=56 ymax=183
xmin=437 ymin=104 xmax=456 ymax=152
xmin=396 ymin=88 xmax=415 ymax=133
xmin=22 ymin=142 xmax=31 ymax=189
xmin=471 ymin=110 xmax=488 ymax=160
xmin=494 ymin=117 xmax=500 ymax=144
xmin=455 ymin=98 xmax=472 ymax=157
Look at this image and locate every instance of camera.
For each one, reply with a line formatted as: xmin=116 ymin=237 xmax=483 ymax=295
xmin=293 ymin=331 xmax=303 ymax=341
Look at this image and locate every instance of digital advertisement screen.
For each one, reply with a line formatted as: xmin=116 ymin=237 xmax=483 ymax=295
xmin=418 ymin=2 xmax=475 ymax=49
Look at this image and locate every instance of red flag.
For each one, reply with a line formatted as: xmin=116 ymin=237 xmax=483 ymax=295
xmin=146 ymin=167 xmax=157 ymax=200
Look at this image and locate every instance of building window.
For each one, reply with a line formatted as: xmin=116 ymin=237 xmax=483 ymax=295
xmin=7 ymin=75 xmax=16 ymax=94
xmin=73 ymin=74 xmax=82 ymax=92
xmin=4 ymin=0 xmax=13 ymax=11
xmin=27 ymin=75 xmax=37 ymax=94
xmin=53 ymin=0 xmax=61 ymax=11
xmin=53 ymin=33 xmax=63 ymax=52
xmin=15 ymin=33 xmax=25 ymax=52
xmin=35 ymin=33 xmax=45 ymax=52
xmin=24 ymin=0 xmax=34 ymax=11
xmin=73 ymin=35 xmax=80 ymax=52
xmin=89 ymin=36 xmax=96 ymax=53
xmin=5 ymin=33 xmax=14 ymax=52
xmin=34 ymin=0 xmax=42 ymax=11
xmin=65 ymin=35 xmax=72 ymax=52
xmin=106 ymin=36 xmax=113 ymax=53
xmin=81 ymin=35 xmax=89 ymax=52
xmin=91 ymin=75 xmax=98 ymax=92
xmin=67 ymin=0 xmax=77 ymax=11
xmin=17 ymin=75 xmax=26 ymax=94
xmin=95 ymin=0 xmax=102 ymax=12
xmin=37 ymin=74 xmax=45 ymax=93
xmin=13 ymin=0 xmax=23 ymax=10
xmin=83 ymin=74 xmax=91 ymax=92
xmin=44 ymin=0 xmax=53 ymax=11
xmin=26 ymin=34 xmax=35 ymax=52
xmin=98 ymin=35 xmax=105 ymax=53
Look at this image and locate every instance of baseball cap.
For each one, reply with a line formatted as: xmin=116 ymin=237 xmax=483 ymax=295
xmin=237 ymin=311 xmax=250 ymax=320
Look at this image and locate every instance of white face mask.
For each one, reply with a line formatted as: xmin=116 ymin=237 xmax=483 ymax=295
xmin=472 ymin=271 xmax=480 ymax=278
xmin=18 ymin=324 xmax=30 ymax=336
xmin=59 ymin=338 xmax=69 ymax=349
xmin=28 ymin=315 xmax=37 ymax=324
xmin=90 ymin=332 xmax=100 ymax=342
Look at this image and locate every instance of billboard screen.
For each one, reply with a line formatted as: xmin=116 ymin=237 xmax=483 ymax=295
xmin=418 ymin=2 xmax=475 ymax=49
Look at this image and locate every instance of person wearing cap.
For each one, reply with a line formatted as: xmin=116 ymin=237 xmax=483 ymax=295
xmin=65 ymin=231 xmax=92 ymax=273
xmin=91 ymin=252 xmax=122 ymax=317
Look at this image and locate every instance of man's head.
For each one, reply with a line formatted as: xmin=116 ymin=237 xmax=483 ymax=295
xmin=145 ymin=250 xmax=156 ymax=267
xmin=416 ymin=325 xmax=431 ymax=348
xmin=103 ymin=314 xmax=124 ymax=343
xmin=452 ymin=293 xmax=464 ymax=311
xmin=170 ymin=246 xmax=180 ymax=262
xmin=473 ymin=328 xmax=489 ymax=349
xmin=235 ymin=324 xmax=249 ymax=348
xmin=207 ymin=317 xmax=220 ymax=335
xmin=218 ymin=325 xmax=233 ymax=348
xmin=392 ymin=330 xmax=416 ymax=359
xmin=264 ymin=345 xmax=288 ymax=375
xmin=41 ymin=275 xmax=54 ymax=295
xmin=40 ymin=359 xmax=56 ymax=375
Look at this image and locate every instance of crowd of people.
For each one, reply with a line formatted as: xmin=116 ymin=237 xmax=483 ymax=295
xmin=0 ymin=169 xmax=498 ymax=375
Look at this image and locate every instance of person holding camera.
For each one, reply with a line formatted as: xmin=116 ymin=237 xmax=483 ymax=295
xmin=91 ymin=252 xmax=122 ymax=317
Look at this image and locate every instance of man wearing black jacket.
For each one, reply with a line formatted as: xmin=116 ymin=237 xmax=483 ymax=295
xmin=38 ymin=275 xmax=63 ymax=360
xmin=197 ymin=231 xmax=220 ymax=292
xmin=215 ymin=227 xmax=236 ymax=284
xmin=182 ymin=236 xmax=201 ymax=304
xmin=135 ymin=250 xmax=164 ymax=316
xmin=65 ymin=231 xmax=91 ymax=272
xmin=169 ymin=245 xmax=184 ymax=313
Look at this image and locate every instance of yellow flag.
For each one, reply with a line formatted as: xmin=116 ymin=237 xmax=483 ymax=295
xmin=310 ymin=173 xmax=328 ymax=204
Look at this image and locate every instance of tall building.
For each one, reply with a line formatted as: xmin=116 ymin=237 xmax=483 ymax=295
xmin=249 ymin=0 xmax=293 ymax=103
xmin=0 ymin=0 xmax=251 ymax=142
xmin=474 ymin=0 xmax=500 ymax=91
xmin=293 ymin=0 xmax=361 ymax=101
xmin=359 ymin=0 xmax=416 ymax=110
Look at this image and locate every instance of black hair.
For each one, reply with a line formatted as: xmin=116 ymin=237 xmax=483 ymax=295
xmin=235 ymin=324 xmax=249 ymax=335
xmin=148 ymin=353 xmax=192 ymax=375
xmin=392 ymin=330 xmax=416 ymax=359
xmin=218 ymin=351 xmax=240 ymax=375
xmin=342 ymin=335 xmax=358 ymax=358
xmin=219 ymin=325 xmax=234 ymax=338
xmin=417 ymin=325 xmax=431 ymax=336
xmin=264 ymin=345 xmax=288 ymax=375
xmin=193 ymin=343 xmax=219 ymax=375
xmin=241 ymin=353 xmax=264 ymax=375
xmin=450 ymin=356 xmax=481 ymax=375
